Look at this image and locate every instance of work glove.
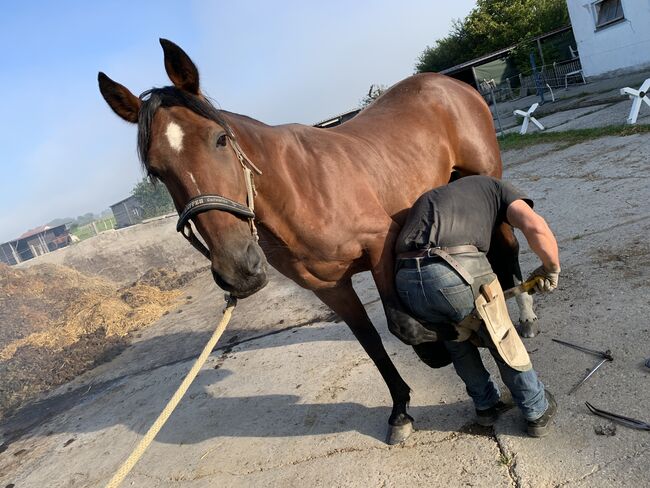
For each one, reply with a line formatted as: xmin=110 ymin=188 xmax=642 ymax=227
xmin=527 ymin=265 xmax=560 ymax=293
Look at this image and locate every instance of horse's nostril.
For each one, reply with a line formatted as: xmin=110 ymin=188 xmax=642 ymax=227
xmin=245 ymin=242 xmax=264 ymax=276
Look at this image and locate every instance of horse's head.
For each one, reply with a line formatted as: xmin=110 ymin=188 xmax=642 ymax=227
xmin=98 ymin=39 xmax=268 ymax=298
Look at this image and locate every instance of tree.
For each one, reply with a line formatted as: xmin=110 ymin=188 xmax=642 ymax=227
xmin=359 ymin=84 xmax=387 ymax=108
xmin=132 ymin=177 xmax=175 ymax=219
xmin=416 ymin=0 xmax=570 ymax=74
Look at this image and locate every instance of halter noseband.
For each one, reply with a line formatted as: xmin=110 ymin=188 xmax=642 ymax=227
xmin=175 ymin=135 xmax=262 ymax=260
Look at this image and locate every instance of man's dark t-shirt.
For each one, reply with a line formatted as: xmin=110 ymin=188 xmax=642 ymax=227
xmin=396 ymin=176 xmax=532 ymax=254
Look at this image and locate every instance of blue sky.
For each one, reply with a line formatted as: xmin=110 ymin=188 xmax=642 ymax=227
xmin=0 ymin=0 xmax=476 ymax=242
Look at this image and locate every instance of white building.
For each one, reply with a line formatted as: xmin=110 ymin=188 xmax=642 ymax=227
xmin=567 ymin=0 xmax=650 ymax=78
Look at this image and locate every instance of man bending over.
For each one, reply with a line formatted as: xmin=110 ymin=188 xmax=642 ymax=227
xmin=395 ymin=175 xmax=560 ymax=437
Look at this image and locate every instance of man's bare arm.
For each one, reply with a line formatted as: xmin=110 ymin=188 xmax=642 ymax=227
xmin=507 ymin=199 xmax=561 ymax=293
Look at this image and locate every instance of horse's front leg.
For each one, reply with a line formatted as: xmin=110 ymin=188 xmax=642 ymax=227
xmin=314 ymin=283 xmax=414 ymax=445
xmin=488 ymin=222 xmax=538 ymax=337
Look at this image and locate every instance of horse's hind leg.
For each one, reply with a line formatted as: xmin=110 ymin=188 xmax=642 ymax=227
xmin=314 ymin=283 xmax=413 ymax=444
xmin=488 ymin=222 xmax=539 ymax=337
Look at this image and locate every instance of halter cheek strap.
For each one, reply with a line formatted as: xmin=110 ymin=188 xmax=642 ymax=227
xmin=176 ymin=135 xmax=262 ymax=259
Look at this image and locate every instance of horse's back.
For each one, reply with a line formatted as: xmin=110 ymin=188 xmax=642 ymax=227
xmin=357 ymin=73 xmax=485 ymax=115
xmin=322 ymin=74 xmax=501 ymax=212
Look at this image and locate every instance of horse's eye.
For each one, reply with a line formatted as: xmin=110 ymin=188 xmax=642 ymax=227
xmin=216 ymin=134 xmax=227 ymax=147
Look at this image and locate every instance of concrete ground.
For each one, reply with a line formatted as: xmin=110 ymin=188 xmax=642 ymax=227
xmin=2 ymin=102 xmax=650 ymax=487
xmin=493 ymin=69 xmax=650 ymax=133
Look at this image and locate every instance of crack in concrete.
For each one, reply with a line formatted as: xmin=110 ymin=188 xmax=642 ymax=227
xmin=503 ymin=146 xmax=564 ymax=169
xmin=552 ymin=444 xmax=650 ymax=487
xmin=492 ymin=433 xmax=521 ymax=488
xmin=166 ymin=432 xmax=463 ymax=481
xmin=516 ymin=174 xmax=649 ymax=182
xmin=542 ymin=105 xmax=617 ymax=132
xmin=558 ymin=214 xmax=650 ymax=245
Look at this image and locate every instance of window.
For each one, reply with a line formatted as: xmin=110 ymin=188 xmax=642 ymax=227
xmin=594 ymin=0 xmax=625 ymax=29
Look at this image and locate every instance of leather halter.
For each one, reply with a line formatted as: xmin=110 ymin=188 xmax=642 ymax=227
xmin=176 ymin=135 xmax=262 ymax=260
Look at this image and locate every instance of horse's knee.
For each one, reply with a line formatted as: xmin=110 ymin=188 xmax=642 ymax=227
xmin=385 ymin=305 xmax=442 ymax=344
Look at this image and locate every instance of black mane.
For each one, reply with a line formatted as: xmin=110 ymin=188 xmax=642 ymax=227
xmin=137 ymin=86 xmax=234 ymax=172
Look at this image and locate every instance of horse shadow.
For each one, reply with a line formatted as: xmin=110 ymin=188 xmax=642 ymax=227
xmin=146 ymin=368 xmax=509 ymax=445
xmin=1 ymin=323 xmax=529 ymax=449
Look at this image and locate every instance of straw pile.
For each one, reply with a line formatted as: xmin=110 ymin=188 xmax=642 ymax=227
xmin=0 ymin=263 xmax=183 ymax=417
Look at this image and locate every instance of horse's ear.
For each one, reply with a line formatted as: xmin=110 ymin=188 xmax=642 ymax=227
xmin=160 ymin=38 xmax=200 ymax=94
xmin=97 ymin=72 xmax=141 ymax=123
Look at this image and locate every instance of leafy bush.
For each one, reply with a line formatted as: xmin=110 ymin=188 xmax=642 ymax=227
xmin=132 ymin=177 xmax=175 ymax=219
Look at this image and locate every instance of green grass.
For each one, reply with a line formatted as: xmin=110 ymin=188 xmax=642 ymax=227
xmin=498 ymin=453 xmax=514 ymax=467
xmin=70 ymin=217 xmax=116 ymax=241
xmin=499 ymin=123 xmax=650 ymax=151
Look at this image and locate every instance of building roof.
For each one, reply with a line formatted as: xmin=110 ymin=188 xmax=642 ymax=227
xmin=313 ymin=108 xmax=361 ymax=128
xmin=439 ymin=25 xmax=573 ymax=75
xmin=4 ymin=223 xmax=68 ymax=244
xmin=439 ymin=46 xmax=515 ymax=75
xmin=110 ymin=195 xmax=142 ymax=208
xmin=19 ymin=225 xmax=51 ymax=239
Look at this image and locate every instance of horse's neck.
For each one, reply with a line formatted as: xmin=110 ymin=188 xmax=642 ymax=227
xmin=222 ymin=112 xmax=278 ymax=171
xmin=222 ymin=113 xmax=307 ymax=250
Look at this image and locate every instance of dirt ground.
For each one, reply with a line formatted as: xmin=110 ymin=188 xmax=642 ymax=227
xmin=1 ymin=129 xmax=649 ymax=487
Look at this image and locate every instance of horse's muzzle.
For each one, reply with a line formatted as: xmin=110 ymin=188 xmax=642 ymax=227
xmin=211 ymin=242 xmax=269 ymax=298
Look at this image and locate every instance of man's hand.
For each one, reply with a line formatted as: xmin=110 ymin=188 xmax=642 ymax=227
xmin=527 ymin=265 xmax=560 ymax=293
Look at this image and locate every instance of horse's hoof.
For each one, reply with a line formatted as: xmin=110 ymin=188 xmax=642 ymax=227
xmin=386 ymin=421 xmax=413 ymax=445
xmin=517 ymin=320 xmax=538 ymax=338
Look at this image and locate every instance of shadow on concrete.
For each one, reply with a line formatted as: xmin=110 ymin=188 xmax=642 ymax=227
xmin=0 ymin=323 xmax=352 ymax=445
xmin=1 ymin=322 xmax=531 ymax=451
xmin=2 ymin=372 xmax=529 ymax=452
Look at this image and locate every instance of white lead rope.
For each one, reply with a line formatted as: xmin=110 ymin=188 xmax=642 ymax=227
xmin=104 ymin=297 xmax=237 ymax=488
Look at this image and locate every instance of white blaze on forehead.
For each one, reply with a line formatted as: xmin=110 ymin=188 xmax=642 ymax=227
xmin=165 ymin=122 xmax=184 ymax=152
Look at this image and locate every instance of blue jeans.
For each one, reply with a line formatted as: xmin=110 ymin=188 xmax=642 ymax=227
xmin=396 ymin=257 xmax=548 ymax=421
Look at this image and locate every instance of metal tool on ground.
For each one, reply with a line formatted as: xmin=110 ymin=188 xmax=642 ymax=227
xmin=503 ymin=276 xmax=543 ymax=300
xmin=585 ymin=402 xmax=650 ymax=431
xmin=552 ymin=338 xmax=613 ymax=394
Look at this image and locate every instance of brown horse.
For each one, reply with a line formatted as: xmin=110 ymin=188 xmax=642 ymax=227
xmin=98 ymin=39 xmax=537 ymax=444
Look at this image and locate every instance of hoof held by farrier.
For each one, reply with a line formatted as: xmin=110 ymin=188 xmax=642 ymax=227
xmin=517 ymin=319 xmax=539 ymax=338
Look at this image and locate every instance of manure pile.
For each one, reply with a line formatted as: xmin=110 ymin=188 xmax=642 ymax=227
xmin=0 ymin=263 xmax=184 ymax=418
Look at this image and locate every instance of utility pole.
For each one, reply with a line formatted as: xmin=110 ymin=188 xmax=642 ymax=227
xmin=530 ymin=51 xmax=545 ymax=105
xmin=536 ymin=38 xmax=545 ymax=67
xmin=489 ymin=85 xmax=504 ymax=137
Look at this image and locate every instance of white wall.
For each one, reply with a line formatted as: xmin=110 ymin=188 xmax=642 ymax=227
xmin=567 ymin=0 xmax=650 ymax=78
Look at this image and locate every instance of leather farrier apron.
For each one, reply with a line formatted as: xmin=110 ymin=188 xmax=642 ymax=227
xmin=397 ymin=246 xmax=531 ymax=372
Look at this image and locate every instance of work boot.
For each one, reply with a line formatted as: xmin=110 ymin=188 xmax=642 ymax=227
xmin=527 ymin=390 xmax=557 ymax=438
xmin=476 ymin=397 xmax=514 ymax=427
